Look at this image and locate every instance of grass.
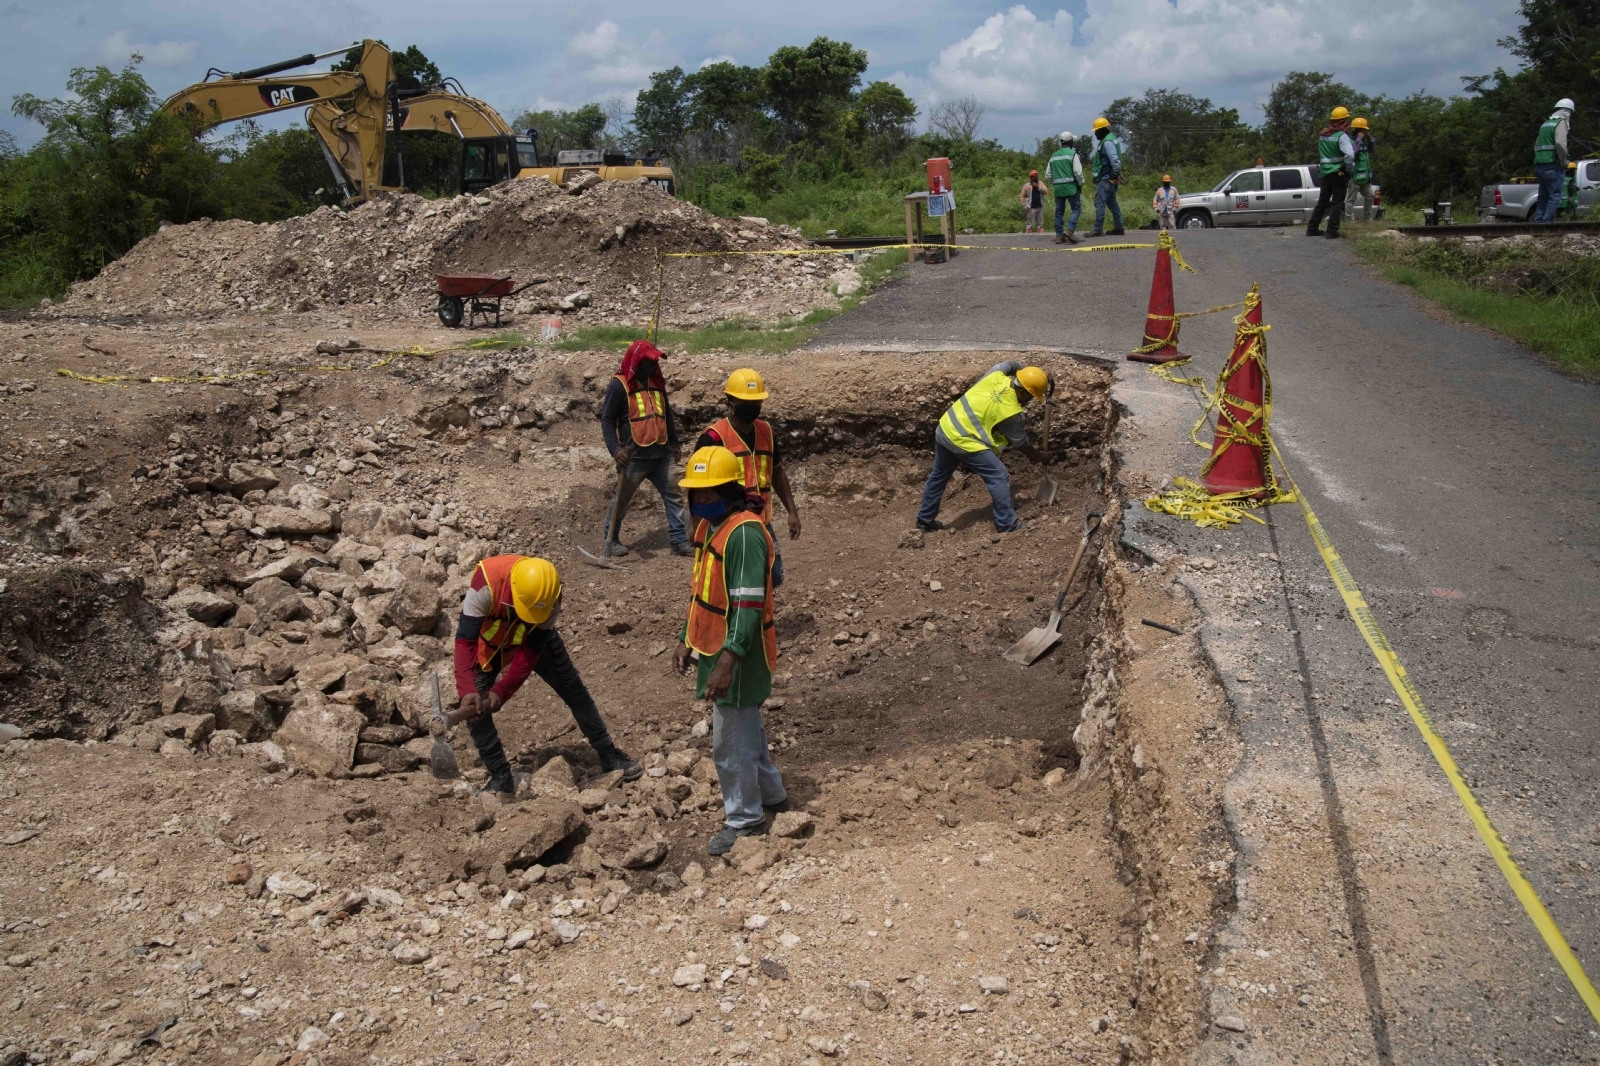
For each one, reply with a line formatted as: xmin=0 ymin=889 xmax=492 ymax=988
xmin=1354 ymin=234 xmax=1600 ymax=380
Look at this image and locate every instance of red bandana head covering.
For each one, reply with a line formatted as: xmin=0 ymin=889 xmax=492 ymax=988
xmin=619 ymin=340 xmax=666 ymax=388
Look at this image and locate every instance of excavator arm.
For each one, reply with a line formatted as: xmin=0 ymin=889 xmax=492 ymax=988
xmin=398 ymin=92 xmax=514 ymax=138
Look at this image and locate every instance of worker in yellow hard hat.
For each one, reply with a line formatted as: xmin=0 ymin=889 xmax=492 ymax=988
xmin=1345 ymin=117 xmax=1376 ymax=222
xmin=452 ymin=554 xmax=640 ymax=795
xmin=1153 ymin=173 xmax=1180 ymax=231
xmin=1089 ymin=116 xmax=1126 ymax=237
xmin=916 ymin=361 xmax=1053 ymax=534
xmin=1308 ymin=105 xmax=1356 ymax=238
xmin=696 ymin=368 xmax=800 ymax=587
xmin=673 ymin=446 xmax=787 ymax=856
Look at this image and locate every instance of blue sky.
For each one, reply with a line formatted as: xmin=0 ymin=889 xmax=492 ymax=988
xmin=1 ymin=0 xmax=1525 ymax=149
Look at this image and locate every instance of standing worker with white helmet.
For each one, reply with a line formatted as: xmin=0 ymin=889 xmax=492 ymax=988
xmin=916 ymin=361 xmax=1054 ymax=534
xmin=1533 ymin=98 xmax=1576 ymax=223
xmin=1306 ymin=106 xmax=1356 ymax=238
xmin=452 ymin=555 xmax=642 ymax=796
xmin=1047 ymin=131 xmax=1085 ymax=244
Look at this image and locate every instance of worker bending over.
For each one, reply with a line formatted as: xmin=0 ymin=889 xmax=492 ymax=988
xmin=696 ymin=368 xmax=801 ymax=587
xmin=916 ymin=362 xmax=1052 ymax=534
xmin=453 ymin=555 xmax=642 ymax=795
xmin=673 ymin=447 xmax=787 ymax=855
xmin=599 ymin=340 xmax=689 ymax=558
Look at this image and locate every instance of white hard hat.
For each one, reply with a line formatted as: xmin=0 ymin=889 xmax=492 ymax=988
xmin=1059 ymin=130 xmax=1073 ymax=143
xmin=1556 ymin=97 xmax=1576 ymax=112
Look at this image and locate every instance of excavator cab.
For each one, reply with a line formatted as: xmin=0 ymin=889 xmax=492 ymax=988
xmin=461 ymin=135 xmax=539 ymax=193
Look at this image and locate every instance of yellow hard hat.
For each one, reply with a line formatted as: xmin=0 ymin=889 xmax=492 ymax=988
xmin=1330 ymin=106 xmax=1349 ymax=121
xmin=679 ymin=445 xmax=744 ymax=489
xmin=509 ymin=557 xmax=561 ymax=624
xmin=1350 ymin=117 xmax=1368 ymax=129
xmin=723 ymin=368 xmax=768 ymax=400
xmin=1014 ymin=366 xmax=1050 ymax=400
xmin=1569 ymin=161 xmax=1579 ymax=170
xmin=1092 ymin=117 xmax=1110 ymax=131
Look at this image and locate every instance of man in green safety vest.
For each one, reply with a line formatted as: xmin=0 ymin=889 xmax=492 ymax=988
xmin=1089 ymin=117 xmax=1126 ymax=237
xmin=916 ymin=362 xmax=1053 ymax=534
xmin=1306 ymin=106 xmax=1355 ymax=239
xmin=1344 ymin=117 xmax=1376 ymax=222
xmin=1047 ymin=131 xmax=1084 ymax=244
xmin=1533 ymin=98 xmax=1575 ymax=223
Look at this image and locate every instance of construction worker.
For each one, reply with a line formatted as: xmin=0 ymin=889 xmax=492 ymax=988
xmin=695 ymin=368 xmax=800 ymax=588
xmin=672 ymin=446 xmax=786 ymax=856
xmin=1533 ymin=98 xmax=1575 ymax=223
xmin=1020 ymin=170 xmax=1047 ymax=233
xmin=916 ymin=361 xmax=1053 ymax=534
xmin=1563 ymin=161 xmax=1580 ymax=219
xmin=1047 ymin=131 xmax=1084 ymax=244
xmin=1307 ymin=106 xmax=1355 ymax=238
xmin=1152 ymin=174 xmax=1180 ymax=231
xmin=1089 ymin=117 xmax=1126 ymax=237
xmin=1345 ymin=118 xmax=1376 ymax=222
xmin=453 ymin=555 xmax=642 ymax=795
xmin=599 ymin=339 xmax=690 ymax=557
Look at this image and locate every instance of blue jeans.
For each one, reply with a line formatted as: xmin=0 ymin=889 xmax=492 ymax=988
xmin=605 ymin=451 xmax=687 ymax=547
xmin=916 ymin=439 xmax=1018 ymax=532
xmin=712 ymin=704 xmax=786 ymax=829
xmin=1533 ymin=163 xmax=1564 ymax=222
xmin=1054 ymin=193 xmax=1081 ymax=235
xmin=1094 ymin=179 xmax=1123 ymax=232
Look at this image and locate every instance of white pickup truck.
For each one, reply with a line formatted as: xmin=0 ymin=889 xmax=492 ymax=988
xmin=1174 ymin=164 xmax=1381 ymax=228
xmin=1478 ymin=161 xmax=1600 ymax=221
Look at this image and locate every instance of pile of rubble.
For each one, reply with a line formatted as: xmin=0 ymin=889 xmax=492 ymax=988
xmin=53 ymin=179 xmax=861 ymax=328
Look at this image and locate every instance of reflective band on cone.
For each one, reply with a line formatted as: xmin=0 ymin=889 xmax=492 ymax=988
xmin=1127 ymin=236 xmax=1192 ymax=364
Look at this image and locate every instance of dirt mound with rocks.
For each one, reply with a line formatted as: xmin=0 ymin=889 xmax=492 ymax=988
xmin=54 ymin=179 xmax=858 ymax=328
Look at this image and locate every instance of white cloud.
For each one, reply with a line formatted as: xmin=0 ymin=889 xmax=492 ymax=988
xmin=94 ymin=28 xmax=198 ymax=68
xmin=925 ymin=1 xmax=1520 ymax=135
xmin=539 ymin=19 xmax=672 ymax=106
xmin=698 ymin=54 xmax=737 ymax=70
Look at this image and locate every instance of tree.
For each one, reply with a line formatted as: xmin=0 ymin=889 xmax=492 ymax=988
xmin=1261 ymin=72 xmax=1369 ymax=163
xmin=761 ymin=37 xmax=868 ymax=145
xmin=856 ymin=81 xmax=917 ymax=162
xmin=1468 ymin=0 xmax=1600 ymax=168
xmin=633 ymin=66 xmax=691 ymax=155
xmin=1102 ymin=88 xmax=1239 ymax=169
xmin=929 ymin=95 xmax=985 ymax=142
xmin=510 ymin=103 xmax=609 ymax=160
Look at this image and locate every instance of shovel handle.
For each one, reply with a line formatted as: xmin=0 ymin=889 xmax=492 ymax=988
xmin=1057 ymin=511 xmax=1105 ymax=598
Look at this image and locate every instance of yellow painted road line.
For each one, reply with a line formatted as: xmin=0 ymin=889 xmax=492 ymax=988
xmin=1274 ymin=451 xmax=1600 ymax=1025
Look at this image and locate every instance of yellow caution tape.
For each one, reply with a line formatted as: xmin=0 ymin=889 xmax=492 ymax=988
xmin=663 ymin=241 xmax=1153 ymax=258
xmin=57 ymin=339 xmax=506 ymax=387
xmin=1272 ymin=448 xmax=1600 ymax=1026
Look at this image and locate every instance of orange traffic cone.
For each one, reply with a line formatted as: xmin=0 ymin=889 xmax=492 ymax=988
xmin=1200 ymin=284 xmax=1271 ymax=497
xmin=1127 ymin=232 xmax=1195 ymax=364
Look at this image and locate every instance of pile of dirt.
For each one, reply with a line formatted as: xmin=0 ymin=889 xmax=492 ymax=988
xmin=53 ymin=179 xmax=860 ymax=328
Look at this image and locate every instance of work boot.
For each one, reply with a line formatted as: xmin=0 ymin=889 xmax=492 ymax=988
xmin=669 ymin=542 xmax=694 ymax=558
xmin=603 ymin=541 xmax=629 ymax=557
xmin=597 ymin=743 xmax=643 ymax=782
xmin=1305 ymin=228 xmax=1321 ymax=237
xmin=1110 ymin=227 xmax=1126 ymax=236
xmin=480 ymin=768 xmax=516 ymax=797
xmin=1053 ymin=234 xmax=1065 ymax=244
xmin=1324 ymin=230 xmax=1341 ymax=240
xmin=708 ymin=823 xmax=766 ymax=856
xmin=1064 ymin=230 xmax=1079 ymax=244
xmin=916 ymin=518 xmax=944 ymax=532
xmin=1088 ymin=230 xmax=1104 ymax=238
xmin=763 ymin=797 xmax=791 ymax=816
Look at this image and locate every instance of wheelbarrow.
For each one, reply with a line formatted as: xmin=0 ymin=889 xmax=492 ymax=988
xmin=434 ymin=274 xmax=544 ymax=329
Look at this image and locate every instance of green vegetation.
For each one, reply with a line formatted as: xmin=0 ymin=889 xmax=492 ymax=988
xmin=1354 ymin=235 xmax=1600 ymax=379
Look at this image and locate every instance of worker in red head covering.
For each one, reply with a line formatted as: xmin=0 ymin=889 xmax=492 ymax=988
xmin=598 ymin=340 xmax=690 ymax=557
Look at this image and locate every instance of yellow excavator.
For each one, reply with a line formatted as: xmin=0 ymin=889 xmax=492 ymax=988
xmin=161 ymin=41 xmax=674 ymax=202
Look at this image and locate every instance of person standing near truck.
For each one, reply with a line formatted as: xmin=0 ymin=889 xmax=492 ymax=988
xmin=1345 ymin=117 xmax=1376 ymax=222
xmin=1533 ymin=98 xmax=1575 ymax=223
xmin=1563 ymin=161 xmax=1580 ymax=219
xmin=1048 ymin=132 xmax=1084 ymax=244
xmin=1152 ymin=175 xmax=1180 ymax=230
xmin=1020 ymin=170 xmax=1048 ymax=233
xmin=1307 ymin=106 xmax=1355 ymax=238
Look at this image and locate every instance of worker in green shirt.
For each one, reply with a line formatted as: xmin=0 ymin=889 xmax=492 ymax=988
xmin=673 ymin=445 xmax=786 ymax=855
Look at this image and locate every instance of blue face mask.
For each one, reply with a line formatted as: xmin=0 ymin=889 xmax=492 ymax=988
xmin=690 ymin=498 xmax=730 ymax=522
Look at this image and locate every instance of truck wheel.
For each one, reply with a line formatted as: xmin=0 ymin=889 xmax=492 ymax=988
xmin=437 ymin=296 xmax=464 ymax=328
xmin=1178 ymin=210 xmax=1211 ymax=230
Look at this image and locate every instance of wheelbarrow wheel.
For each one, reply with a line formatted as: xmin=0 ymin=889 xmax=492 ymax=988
xmin=437 ymin=295 xmax=464 ymax=328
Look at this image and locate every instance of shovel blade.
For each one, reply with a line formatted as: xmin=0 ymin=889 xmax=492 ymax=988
xmin=430 ymin=734 xmax=461 ymax=779
xmin=1003 ymin=622 xmax=1062 ymax=665
xmin=1037 ymin=473 xmax=1058 ymax=506
xmin=576 ymin=544 xmax=629 ymax=570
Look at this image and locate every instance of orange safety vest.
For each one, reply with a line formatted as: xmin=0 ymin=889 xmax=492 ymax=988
xmin=472 ymin=555 xmax=536 ymax=670
xmin=686 ymin=511 xmax=778 ymax=670
xmin=614 ymin=373 xmax=669 ymax=448
xmin=708 ymin=417 xmax=774 ymax=521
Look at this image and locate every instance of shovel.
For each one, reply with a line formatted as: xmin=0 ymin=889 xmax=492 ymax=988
xmin=428 ymin=671 xmax=463 ymax=780
xmin=1037 ymin=401 xmax=1058 ymax=506
xmin=1002 ymin=511 xmax=1103 ymax=666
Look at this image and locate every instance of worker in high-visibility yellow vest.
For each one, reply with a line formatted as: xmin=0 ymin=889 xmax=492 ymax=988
xmin=916 ymin=361 xmax=1052 ymax=533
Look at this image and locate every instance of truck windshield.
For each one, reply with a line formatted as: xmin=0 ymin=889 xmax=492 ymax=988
xmin=1212 ymin=173 xmax=1238 ymax=192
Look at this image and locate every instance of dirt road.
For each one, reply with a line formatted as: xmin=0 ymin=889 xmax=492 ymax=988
xmin=814 ymin=229 xmax=1600 ymax=1062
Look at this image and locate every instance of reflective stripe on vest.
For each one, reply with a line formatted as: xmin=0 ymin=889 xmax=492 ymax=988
xmin=1318 ymin=132 xmax=1346 ymax=175
xmin=614 ymin=374 xmax=668 ymax=447
xmin=937 ymin=370 xmax=1024 ymax=454
xmin=709 ymin=417 xmax=774 ymax=520
xmin=685 ymin=512 xmax=778 ymax=670
xmin=1047 ymin=149 xmax=1079 ymax=195
xmin=473 ymin=555 xmax=533 ymax=670
xmin=1534 ymin=117 xmax=1559 ymax=165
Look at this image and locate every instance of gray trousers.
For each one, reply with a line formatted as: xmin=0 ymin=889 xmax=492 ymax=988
xmin=1345 ymin=181 xmax=1374 ymax=221
xmin=605 ymin=451 xmax=687 ymax=548
xmin=712 ymin=703 xmax=786 ymax=829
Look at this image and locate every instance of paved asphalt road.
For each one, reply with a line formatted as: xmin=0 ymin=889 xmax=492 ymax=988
xmin=807 ymin=228 xmax=1600 ymax=1062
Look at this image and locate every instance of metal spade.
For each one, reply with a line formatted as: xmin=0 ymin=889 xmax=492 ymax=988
xmin=1002 ymin=511 xmax=1102 ymax=666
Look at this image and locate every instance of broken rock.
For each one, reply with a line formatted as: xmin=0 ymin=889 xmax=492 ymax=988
xmin=274 ymin=691 xmax=363 ymax=777
xmin=473 ymin=798 xmax=586 ymax=870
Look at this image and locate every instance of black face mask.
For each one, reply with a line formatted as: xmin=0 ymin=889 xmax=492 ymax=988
xmin=732 ymin=401 xmax=763 ymax=422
